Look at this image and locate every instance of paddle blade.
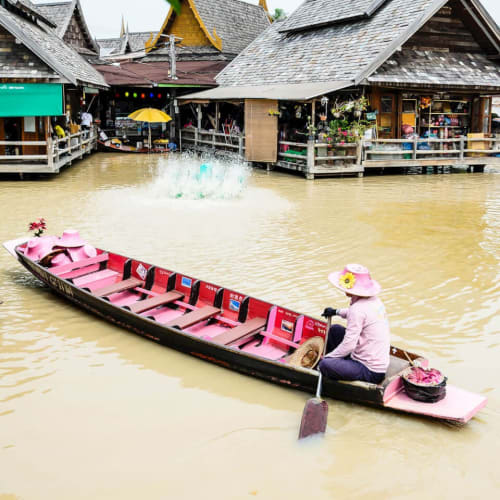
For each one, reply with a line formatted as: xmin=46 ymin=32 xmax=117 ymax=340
xmin=298 ymin=397 xmax=328 ymax=440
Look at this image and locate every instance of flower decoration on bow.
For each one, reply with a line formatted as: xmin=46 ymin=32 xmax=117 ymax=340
xmin=339 ymin=271 xmax=356 ymax=289
xmin=29 ymin=218 xmax=47 ymax=237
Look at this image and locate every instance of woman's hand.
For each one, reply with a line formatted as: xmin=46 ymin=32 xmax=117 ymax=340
xmin=321 ymin=307 xmax=338 ymax=318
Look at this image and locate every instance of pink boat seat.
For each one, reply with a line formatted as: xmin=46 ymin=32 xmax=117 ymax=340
xmin=125 ymin=291 xmax=185 ymax=314
xmin=73 ymin=269 xmax=119 ymax=288
xmin=52 ymin=253 xmax=109 ymax=277
xmin=211 ymin=317 xmax=267 ymax=346
xmin=94 ymin=277 xmax=144 ymax=298
xmin=163 ymin=306 xmax=221 ymax=329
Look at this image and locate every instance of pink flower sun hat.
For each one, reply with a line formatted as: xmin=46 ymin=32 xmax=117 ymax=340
xmin=56 ymin=229 xmax=86 ymax=248
xmin=328 ymin=264 xmax=382 ymax=298
xmin=25 ymin=236 xmax=58 ymax=261
xmin=68 ymin=244 xmax=97 ymax=262
xmin=51 ymin=252 xmax=73 ymax=267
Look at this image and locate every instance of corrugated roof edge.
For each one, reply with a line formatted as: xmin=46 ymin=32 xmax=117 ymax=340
xmin=179 ymin=81 xmax=353 ymax=101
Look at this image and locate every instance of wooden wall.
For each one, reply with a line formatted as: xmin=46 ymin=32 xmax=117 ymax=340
xmin=404 ymin=2 xmax=484 ymax=53
xmin=63 ymin=11 xmax=95 ymax=53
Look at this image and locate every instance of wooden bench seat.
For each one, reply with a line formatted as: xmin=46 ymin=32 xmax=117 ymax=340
xmin=211 ymin=317 xmax=267 ymax=346
xmin=52 ymin=253 xmax=109 ymax=276
xmin=73 ymin=269 xmax=118 ymax=288
xmin=94 ymin=277 xmax=144 ymax=298
xmin=163 ymin=306 xmax=220 ymax=329
xmin=125 ymin=291 xmax=184 ymax=314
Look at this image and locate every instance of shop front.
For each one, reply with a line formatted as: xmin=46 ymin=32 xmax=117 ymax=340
xmin=365 ymin=87 xmax=498 ymax=168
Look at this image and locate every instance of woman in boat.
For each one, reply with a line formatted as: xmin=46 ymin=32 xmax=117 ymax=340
xmin=319 ymin=264 xmax=390 ymax=384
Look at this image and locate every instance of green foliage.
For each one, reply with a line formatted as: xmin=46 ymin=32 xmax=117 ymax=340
xmin=272 ymin=8 xmax=287 ymax=21
xmin=165 ymin=0 xmax=181 ymax=14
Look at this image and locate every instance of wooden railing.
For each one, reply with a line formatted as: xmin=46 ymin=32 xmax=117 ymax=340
xmin=362 ymin=136 xmax=500 ymax=167
xmin=278 ymin=140 xmax=363 ymax=178
xmin=180 ymin=128 xmax=245 ymax=157
xmin=0 ymin=130 xmax=97 ymax=174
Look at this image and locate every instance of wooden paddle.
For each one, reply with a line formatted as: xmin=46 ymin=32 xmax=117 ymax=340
xmin=298 ymin=315 xmax=331 ymax=440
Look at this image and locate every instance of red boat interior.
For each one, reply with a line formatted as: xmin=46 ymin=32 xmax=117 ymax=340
xmin=47 ymin=249 xmax=329 ymax=363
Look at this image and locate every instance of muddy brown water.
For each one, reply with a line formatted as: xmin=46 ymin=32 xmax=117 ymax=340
xmin=0 ymin=155 xmax=499 ymax=499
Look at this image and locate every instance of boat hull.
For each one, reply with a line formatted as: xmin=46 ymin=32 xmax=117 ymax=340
xmin=6 ymin=239 xmax=486 ymax=424
xmin=16 ymin=251 xmax=385 ymax=408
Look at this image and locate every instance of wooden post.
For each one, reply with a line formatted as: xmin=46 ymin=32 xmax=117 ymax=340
xmin=238 ymin=136 xmax=244 ymax=158
xmin=459 ymin=136 xmax=465 ymax=160
xmin=47 ymin=137 xmax=54 ymax=171
xmin=197 ymin=104 xmax=202 ymax=130
xmin=357 ymin=139 xmax=363 ymax=165
xmin=212 ymin=130 xmax=216 ymax=148
xmin=194 ymin=128 xmax=199 ymax=146
xmin=412 ymin=137 xmax=418 ymax=160
xmin=215 ymin=102 xmax=220 ymax=133
xmin=306 ymin=140 xmax=315 ymax=180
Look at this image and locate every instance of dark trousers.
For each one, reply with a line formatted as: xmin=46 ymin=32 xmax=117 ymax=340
xmin=318 ymin=324 xmax=385 ymax=384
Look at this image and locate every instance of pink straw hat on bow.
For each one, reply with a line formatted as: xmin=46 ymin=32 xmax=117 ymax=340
xmin=25 ymin=236 xmax=58 ymax=261
xmin=51 ymin=252 xmax=73 ymax=267
xmin=328 ymin=264 xmax=382 ymax=298
xmin=57 ymin=229 xmax=86 ymax=248
xmin=68 ymin=244 xmax=97 ymax=262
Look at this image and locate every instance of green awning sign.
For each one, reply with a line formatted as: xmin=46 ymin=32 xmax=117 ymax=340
xmin=0 ymin=83 xmax=63 ymax=117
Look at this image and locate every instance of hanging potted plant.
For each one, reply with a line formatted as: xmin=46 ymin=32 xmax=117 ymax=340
xmin=331 ymin=100 xmax=345 ymax=119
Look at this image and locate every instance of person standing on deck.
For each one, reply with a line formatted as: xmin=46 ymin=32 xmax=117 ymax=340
xmin=319 ymin=264 xmax=390 ymax=384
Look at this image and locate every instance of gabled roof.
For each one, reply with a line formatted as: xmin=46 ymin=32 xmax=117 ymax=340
xmin=214 ymin=0 xmax=500 ymax=93
xmin=149 ymin=0 xmax=270 ymax=55
xmin=4 ymin=0 xmax=56 ymax=27
xmin=0 ymin=2 xmax=107 ymax=87
xmin=97 ymin=31 xmax=157 ymax=58
xmin=34 ymin=0 xmax=99 ymax=54
xmin=278 ymin=0 xmax=390 ymax=33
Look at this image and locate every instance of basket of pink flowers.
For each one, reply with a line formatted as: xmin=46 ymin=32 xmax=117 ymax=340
xmin=402 ymin=366 xmax=447 ymax=403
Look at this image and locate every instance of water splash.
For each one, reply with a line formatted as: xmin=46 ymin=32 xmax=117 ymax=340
xmin=159 ymin=152 xmax=251 ymax=200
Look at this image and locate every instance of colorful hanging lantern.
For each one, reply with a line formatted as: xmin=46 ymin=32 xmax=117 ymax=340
xmin=133 ymin=92 xmax=138 ymax=98
xmin=125 ymin=91 xmax=130 ymax=97
xmin=157 ymin=93 xmax=162 ymax=99
xmin=150 ymin=92 xmax=154 ymax=98
xmin=141 ymin=93 xmax=146 ymax=99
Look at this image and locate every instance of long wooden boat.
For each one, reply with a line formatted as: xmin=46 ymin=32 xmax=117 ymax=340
xmin=3 ymin=237 xmax=487 ymax=425
xmin=97 ymin=139 xmax=170 ymax=154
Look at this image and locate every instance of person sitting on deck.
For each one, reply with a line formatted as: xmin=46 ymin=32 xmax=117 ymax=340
xmin=319 ymin=264 xmax=390 ymax=385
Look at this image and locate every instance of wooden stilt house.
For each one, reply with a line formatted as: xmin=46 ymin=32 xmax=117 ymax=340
xmin=182 ymin=0 xmax=500 ymax=178
xmin=0 ymin=0 xmax=108 ymax=174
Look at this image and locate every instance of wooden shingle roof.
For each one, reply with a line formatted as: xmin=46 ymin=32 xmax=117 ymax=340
xmin=215 ymin=0 xmax=500 ymax=92
xmin=278 ymin=0 xmax=390 ymax=33
xmin=369 ymin=49 xmax=500 ymax=89
xmin=0 ymin=2 xmax=107 ymax=87
xmin=217 ymin=0 xmax=442 ymax=87
xmin=35 ymin=0 xmax=99 ymax=55
xmin=150 ymin=0 xmax=270 ymax=56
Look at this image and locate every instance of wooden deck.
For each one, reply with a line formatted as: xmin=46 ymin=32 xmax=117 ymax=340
xmin=179 ymin=127 xmax=500 ymax=179
xmin=0 ymin=130 xmax=98 ymax=175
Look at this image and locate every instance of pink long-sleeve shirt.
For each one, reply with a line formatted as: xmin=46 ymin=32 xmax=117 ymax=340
xmin=325 ymin=296 xmax=390 ymax=373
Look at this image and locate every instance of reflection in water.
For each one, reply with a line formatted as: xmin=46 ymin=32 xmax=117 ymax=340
xmin=0 ymin=154 xmax=499 ymax=499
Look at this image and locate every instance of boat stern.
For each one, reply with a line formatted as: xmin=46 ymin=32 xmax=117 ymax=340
xmin=384 ymin=383 xmax=487 ymax=424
